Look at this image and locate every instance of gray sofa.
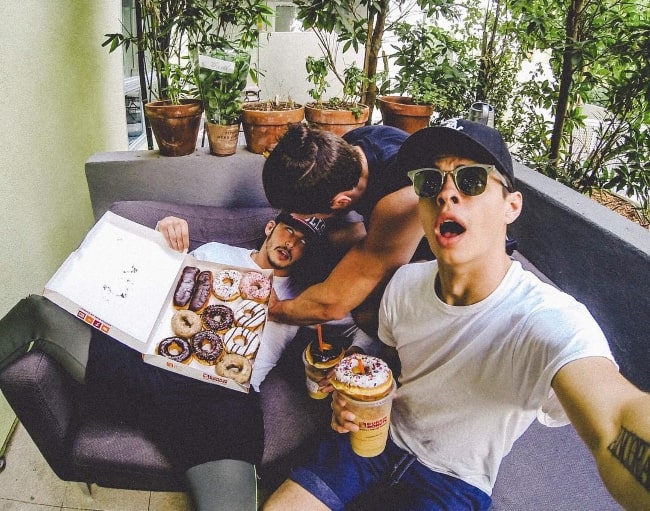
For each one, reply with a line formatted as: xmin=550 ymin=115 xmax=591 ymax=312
xmin=0 ymin=148 xmax=621 ymax=509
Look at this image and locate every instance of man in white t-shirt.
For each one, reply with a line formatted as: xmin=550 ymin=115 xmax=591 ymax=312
xmin=263 ymin=120 xmax=650 ymax=511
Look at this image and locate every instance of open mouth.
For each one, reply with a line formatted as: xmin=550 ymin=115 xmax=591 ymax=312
xmin=439 ymin=220 xmax=466 ymax=237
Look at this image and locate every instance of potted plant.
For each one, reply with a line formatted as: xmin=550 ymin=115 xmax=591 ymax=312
xmin=379 ymin=22 xmax=475 ymax=133
xmin=104 ymin=1 xmax=209 ymax=156
xmin=194 ymin=47 xmax=251 ymax=156
xmin=304 ymin=57 xmax=369 ymax=136
xmin=241 ymin=96 xmax=304 ymax=154
xmin=104 ymin=0 xmax=273 ymax=157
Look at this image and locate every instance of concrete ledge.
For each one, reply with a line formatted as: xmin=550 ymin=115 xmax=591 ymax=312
xmin=509 ymin=163 xmax=650 ymax=391
xmin=85 ymin=148 xmax=269 ymax=219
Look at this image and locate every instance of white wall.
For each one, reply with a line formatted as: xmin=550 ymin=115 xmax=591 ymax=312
xmin=0 ymin=2 xmax=127 ymax=317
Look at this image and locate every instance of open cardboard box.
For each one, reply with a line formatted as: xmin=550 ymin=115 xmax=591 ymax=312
xmin=43 ymin=212 xmax=272 ymax=393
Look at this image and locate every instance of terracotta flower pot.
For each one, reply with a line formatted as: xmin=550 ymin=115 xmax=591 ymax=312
xmin=205 ymin=121 xmax=240 ymax=156
xmin=304 ymin=104 xmax=369 ymax=137
xmin=144 ymin=99 xmax=204 ymax=156
xmin=377 ymin=96 xmax=434 ymax=134
xmin=241 ymin=102 xmax=304 ymax=154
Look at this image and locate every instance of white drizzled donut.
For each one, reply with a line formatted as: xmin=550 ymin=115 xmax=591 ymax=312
xmin=213 ymin=269 xmax=242 ymax=301
xmin=239 ymin=271 xmax=271 ymax=303
xmin=234 ymin=300 xmax=266 ymax=330
xmin=224 ymin=327 xmax=261 ymax=358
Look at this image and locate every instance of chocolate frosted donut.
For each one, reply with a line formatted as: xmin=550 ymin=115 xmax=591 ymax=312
xmin=190 ymin=330 xmax=224 ymax=365
xmin=157 ymin=336 xmax=192 ymax=364
xmin=201 ymin=305 xmax=234 ymax=331
xmin=189 ymin=271 xmax=213 ymax=312
xmin=174 ymin=266 xmax=200 ymax=308
xmin=308 ymin=338 xmax=345 ymax=364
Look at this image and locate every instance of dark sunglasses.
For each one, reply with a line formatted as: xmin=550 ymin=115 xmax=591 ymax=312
xmin=407 ymin=164 xmax=513 ymax=198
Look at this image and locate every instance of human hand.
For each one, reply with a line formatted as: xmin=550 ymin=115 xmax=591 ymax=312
xmin=157 ymin=216 xmax=190 ymax=252
xmin=330 ymin=391 xmax=358 ymax=433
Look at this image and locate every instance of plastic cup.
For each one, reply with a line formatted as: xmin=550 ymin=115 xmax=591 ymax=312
xmin=340 ymin=381 xmax=396 ymax=457
xmin=302 ymin=348 xmax=338 ymax=399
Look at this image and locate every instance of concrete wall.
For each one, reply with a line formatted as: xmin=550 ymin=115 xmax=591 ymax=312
xmin=0 ymin=1 xmax=127 ymax=318
xmin=509 ymin=163 xmax=650 ymax=391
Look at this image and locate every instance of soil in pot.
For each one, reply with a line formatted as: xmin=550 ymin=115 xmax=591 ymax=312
xmin=205 ymin=121 xmax=240 ymax=156
xmin=145 ymin=99 xmax=204 ymax=156
xmin=305 ymin=103 xmax=369 ymax=137
xmin=241 ymin=102 xmax=304 ymax=154
xmin=378 ymin=96 xmax=434 ymax=134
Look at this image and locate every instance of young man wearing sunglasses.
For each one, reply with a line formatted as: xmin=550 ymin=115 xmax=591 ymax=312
xmin=263 ymin=120 xmax=650 ymax=511
xmin=262 ymin=123 xmax=425 ymax=334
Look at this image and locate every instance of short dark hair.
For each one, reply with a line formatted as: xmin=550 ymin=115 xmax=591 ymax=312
xmin=262 ymin=124 xmax=362 ymax=214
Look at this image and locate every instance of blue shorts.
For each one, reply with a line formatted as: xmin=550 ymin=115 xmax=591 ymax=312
xmin=289 ymin=433 xmax=491 ymax=511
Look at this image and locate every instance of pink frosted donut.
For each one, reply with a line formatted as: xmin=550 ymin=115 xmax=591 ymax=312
xmin=239 ymin=271 xmax=271 ymax=303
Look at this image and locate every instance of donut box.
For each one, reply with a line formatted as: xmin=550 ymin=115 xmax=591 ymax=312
xmin=43 ymin=211 xmax=272 ymax=393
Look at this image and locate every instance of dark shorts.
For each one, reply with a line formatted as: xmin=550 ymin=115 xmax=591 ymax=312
xmin=289 ymin=433 xmax=491 ymax=511
xmin=85 ymin=330 xmax=264 ymax=470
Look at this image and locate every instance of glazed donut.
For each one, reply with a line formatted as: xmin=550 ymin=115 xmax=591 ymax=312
xmin=331 ymin=354 xmax=394 ymax=401
xmin=201 ymin=304 xmax=234 ymax=332
xmin=224 ymin=326 xmax=261 ymax=358
xmin=234 ymin=300 xmax=266 ymax=330
xmin=189 ymin=271 xmax=213 ymax=313
xmin=216 ymin=353 xmax=252 ymax=384
xmin=190 ymin=330 xmax=224 ymax=365
xmin=171 ymin=310 xmax=202 ymax=338
xmin=213 ymin=269 xmax=242 ymax=301
xmin=157 ymin=336 xmax=192 ymax=364
xmin=239 ymin=271 xmax=271 ymax=303
xmin=173 ymin=266 xmax=200 ymax=308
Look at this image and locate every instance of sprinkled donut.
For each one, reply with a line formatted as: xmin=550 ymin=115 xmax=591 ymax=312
xmin=216 ymin=353 xmax=252 ymax=384
xmin=239 ymin=271 xmax=271 ymax=303
xmin=234 ymin=300 xmax=266 ymax=330
xmin=224 ymin=327 xmax=261 ymax=358
xmin=201 ymin=304 xmax=234 ymax=331
xmin=190 ymin=330 xmax=224 ymax=365
xmin=171 ymin=310 xmax=202 ymax=338
xmin=213 ymin=269 xmax=242 ymax=301
xmin=157 ymin=336 xmax=192 ymax=364
xmin=331 ymin=354 xmax=394 ymax=401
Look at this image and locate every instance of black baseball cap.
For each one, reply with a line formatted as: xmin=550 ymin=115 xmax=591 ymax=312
xmin=396 ymin=118 xmax=515 ymax=189
xmin=275 ymin=212 xmax=327 ymax=241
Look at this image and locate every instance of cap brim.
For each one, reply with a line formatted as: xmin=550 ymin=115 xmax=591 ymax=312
xmin=275 ymin=212 xmax=320 ymax=240
xmin=396 ymin=126 xmax=507 ymax=177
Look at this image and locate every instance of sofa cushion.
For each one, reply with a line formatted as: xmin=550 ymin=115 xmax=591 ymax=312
xmin=109 ymin=201 xmax=278 ymax=252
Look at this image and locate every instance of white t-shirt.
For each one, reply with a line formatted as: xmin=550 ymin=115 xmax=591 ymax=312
xmin=378 ymin=260 xmax=615 ymax=495
xmin=192 ymin=242 xmax=379 ymax=391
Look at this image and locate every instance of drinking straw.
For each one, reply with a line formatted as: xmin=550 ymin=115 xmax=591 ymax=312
xmin=317 ymin=323 xmax=324 ymax=351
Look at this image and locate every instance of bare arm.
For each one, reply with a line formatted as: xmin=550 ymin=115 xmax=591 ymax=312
xmin=268 ymin=187 xmax=423 ymax=325
xmin=553 ymin=357 xmax=650 ymax=510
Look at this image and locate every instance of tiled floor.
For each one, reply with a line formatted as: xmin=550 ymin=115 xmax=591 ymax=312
xmin=0 ymin=423 xmax=191 ymax=511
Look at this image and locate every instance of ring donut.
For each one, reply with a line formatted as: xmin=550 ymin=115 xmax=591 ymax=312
xmin=157 ymin=336 xmax=192 ymax=364
xmin=190 ymin=330 xmax=224 ymax=365
xmin=216 ymin=353 xmax=252 ymax=384
xmin=234 ymin=300 xmax=266 ymax=330
xmin=213 ymin=270 xmax=242 ymax=301
xmin=171 ymin=310 xmax=202 ymax=338
xmin=239 ymin=271 xmax=271 ymax=303
xmin=201 ymin=304 xmax=234 ymax=332
xmin=224 ymin=326 xmax=261 ymax=358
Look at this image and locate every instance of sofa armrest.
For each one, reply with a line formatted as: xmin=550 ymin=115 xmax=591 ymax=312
xmin=0 ymin=351 xmax=81 ymax=480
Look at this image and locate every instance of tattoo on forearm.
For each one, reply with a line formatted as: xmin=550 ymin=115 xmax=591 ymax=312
xmin=608 ymin=426 xmax=650 ymax=491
